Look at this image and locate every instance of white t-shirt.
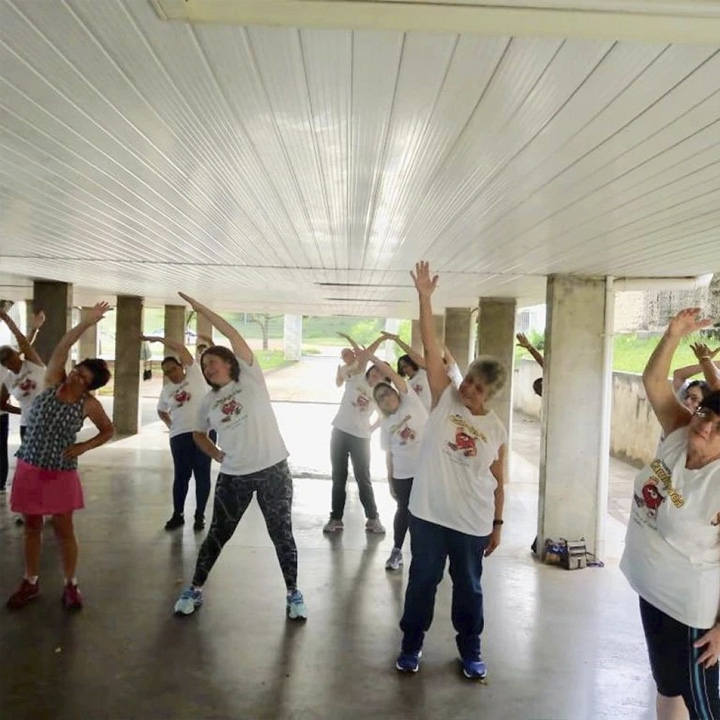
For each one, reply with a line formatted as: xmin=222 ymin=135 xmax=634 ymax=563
xmin=409 ymin=384 xmax=507 ymax=537
xmin=446 ymin=363 xmax=463 ymax=388
xmin=620 ymin=426 xmax=720 ymax=629
xmin=408 ymin=369 xmax=431 ymax=412
xmin=332 ymin=373 xmax=375 ymax=439
xmin=196 ymin=355 xmax=288 ymax=476
xmin=2 ymin=359 xmax=45 ymax=426
xmin=380 ymin=388 xmax=429 ymax=479
xmin=157 ymin=363 xmax=208 ymax=439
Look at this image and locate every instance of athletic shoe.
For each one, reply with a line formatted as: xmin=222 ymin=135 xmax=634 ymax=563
xmin=164 ymin=514 xmax=184 ymax=531
xmin=365 ymin=518 xmax=386 ymax=534
xmin=395 ymin=650 xmax=422 ymax=673
xmin=193 ymin=515 xmax=205 ymax=531
xmin=460 ymin=655 xmax=487 ymax=680
xmin=286 ymin=589 xmax=308 ymax=621
xmin=62 ymin=583 xmax=83 ymax=610
xmin=174 ymin=586 xmax=203 ymax=616
xmin=322 ymin=517 xmax=344 ymax=533
xmin=385 ymin=547 xmax=403 ymax=571
xmin=6 ymin=579 xmax=40 ymax=609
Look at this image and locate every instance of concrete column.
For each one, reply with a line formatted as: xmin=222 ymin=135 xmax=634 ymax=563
xmin=164 ymin=305 xmax=186 ymax=351
xmin=411 ymin=316 xmax=445 ymax=354
xmin=444 ymin=307 xmax=473 ymax=373
xmin=31 ymin=281 xmax=72 ymax=364
xmin=538 ymin=275 xmax=611 ymax=558
xmin=283 ymin=315 xmax=302 ymax=362
xmin=78 ymin=308 xmax=98 ymax=360
xmin=410 ymin=320 xmax=422 ymax=353
xmin=196 ymin=312 xmax=213 ymax=347
xmin=113 ymin=296 xmax=143 ymax=436
xmin=477 ymin=298 xmax=516 ymax=452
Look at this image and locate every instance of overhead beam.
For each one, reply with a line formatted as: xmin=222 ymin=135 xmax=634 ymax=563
xmin=150 ymin=0 xmax=720 ymax=44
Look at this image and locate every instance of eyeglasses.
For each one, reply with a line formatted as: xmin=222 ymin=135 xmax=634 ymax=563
xmin=694 ymin=407 xmax=720 ymax=433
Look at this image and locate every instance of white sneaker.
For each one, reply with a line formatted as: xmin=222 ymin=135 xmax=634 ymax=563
xmin=365 ymin=518 xmax=386 ymax=534
xmin=323 ymin=517 xmax=344 ymax=533
xmin=385 ymin=547 xmax=403 ymax=571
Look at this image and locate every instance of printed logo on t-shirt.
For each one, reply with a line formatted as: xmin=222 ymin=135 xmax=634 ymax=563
xmin=353 ymin=391 xmax=371 ymax=412
xmin=220 ymin=397 xmax=243 ymax=422
xmin=390 ymin=414 xmax=416 ymax=445
xmin=632 ymin=459 xmax=684 ymax=527
xmin=412 ymin=382 xmax=423 ymax=395
xmin=16 ymin=374 xmax=37 ymax=398
xmin=173 ymin=388 xmax=191 ymax=407
xmin=446 ymin=414 xmax=486 ymax=459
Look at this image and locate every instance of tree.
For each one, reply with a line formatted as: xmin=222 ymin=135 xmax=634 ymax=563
xmin=249 ymin=313 xmax=282 ymax=350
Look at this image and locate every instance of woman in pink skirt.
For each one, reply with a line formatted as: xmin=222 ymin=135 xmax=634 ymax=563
xmin=6 ymin=302 xmax=114 ymax=611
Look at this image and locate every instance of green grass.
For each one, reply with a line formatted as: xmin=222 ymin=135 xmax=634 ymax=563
xmin=254 ymin=349 xmax=294 ymax=372
xmin=517 ymin=333 xmax=710 ymax=375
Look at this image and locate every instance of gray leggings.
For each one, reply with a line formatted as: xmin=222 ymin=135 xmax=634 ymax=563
xmin=192 ymin=460 xmax=298 ymax=591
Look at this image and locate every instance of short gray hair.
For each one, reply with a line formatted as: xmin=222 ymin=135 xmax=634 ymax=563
xmin=465 ymin=355 xmax=507 ymax=398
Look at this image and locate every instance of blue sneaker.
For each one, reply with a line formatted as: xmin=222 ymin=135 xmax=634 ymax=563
xmin=174 ymin=586 xmax=203 ymax=616
xmin=395 ymin=650 xmax=422 ymax=673
xmin=286 ymin=589 xmax=307 ymax=621
xmin=460 ymin=655 xmax=487 ymax=680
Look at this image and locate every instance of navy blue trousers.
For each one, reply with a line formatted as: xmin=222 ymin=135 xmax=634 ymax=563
xmin=400 ymin=515 xmax=490 ymax=660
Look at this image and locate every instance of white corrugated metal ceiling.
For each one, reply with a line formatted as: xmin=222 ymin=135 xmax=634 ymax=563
xmin=1 ymin=0 xmax=719 ymax=316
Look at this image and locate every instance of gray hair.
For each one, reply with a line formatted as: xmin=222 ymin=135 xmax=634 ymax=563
xmin=465 ymin=355 xmax=507 ymax=398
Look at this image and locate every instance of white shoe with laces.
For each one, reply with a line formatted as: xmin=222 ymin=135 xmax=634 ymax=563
xmin=385 ymin=547 xmax=403 ymax=571
xmin=366 ymin=518 xmax=386 ymax=534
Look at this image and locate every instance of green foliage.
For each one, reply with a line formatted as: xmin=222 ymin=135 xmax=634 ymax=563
xmin=529 ymin=330 xmax=545 ymax=351
xmin=254 ymin=349 xmax=292 ymax=371
xmin=303 ymin=315 xmax=384 ymax=345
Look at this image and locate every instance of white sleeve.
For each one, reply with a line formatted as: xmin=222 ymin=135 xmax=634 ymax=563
xmin=195 ymin=394 xmax=212 ymax=433
xmin=156 ymin=389 xmax=170 ymax=414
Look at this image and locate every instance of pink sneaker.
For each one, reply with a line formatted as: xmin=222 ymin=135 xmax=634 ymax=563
xmin=6 ymin=579 xmax=40 ymax=609
xmin=62 ymin=583 xmax=83 ymax=610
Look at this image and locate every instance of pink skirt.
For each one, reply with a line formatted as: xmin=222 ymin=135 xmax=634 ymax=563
xmin=10 ymin=460 xmax=85 ymax=516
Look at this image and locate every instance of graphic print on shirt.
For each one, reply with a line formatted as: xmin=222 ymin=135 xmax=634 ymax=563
xmin=16 ymin=372 xmax=37 ymax=398
xmin=389 ymin=414 xmax=416 ymax=445
xmin=211 ymin=387 xmax=244 ymax=425
xmin=412 ymin=382 xmax=424 ymax=396
xmin=445 ymin=414 xmax=487 ymax=459
xmin=172 ymin=381 xmax=192 ymax=408
xmin=352 ymin=388 xmax=371 ymax=412
xmin=632 ymin=459 xmax=685 ymax=527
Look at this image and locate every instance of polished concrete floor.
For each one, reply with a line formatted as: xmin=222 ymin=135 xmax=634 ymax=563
xmin=0 ymin=357 xmax=656 ymax=720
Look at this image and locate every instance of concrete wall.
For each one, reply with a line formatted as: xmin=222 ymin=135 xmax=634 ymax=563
xmin=609 ymin=371 xmax=661 ymax=467
xmin=513 ymin=359 xmax=661 ymax=466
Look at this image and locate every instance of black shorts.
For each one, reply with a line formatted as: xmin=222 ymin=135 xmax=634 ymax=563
xmin=639 ymin=596 xmax=720 ymax=718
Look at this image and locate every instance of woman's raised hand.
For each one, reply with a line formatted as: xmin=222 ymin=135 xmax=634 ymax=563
xmin=178 ymin=292 xmax=203 ymax=312
xmin=410 ymin=261 xmax=438 ymax=297
xmin=667 ymin=308 xmax=713 ymax=338
xmin=690 ymin=342 xmax=720 ymax=362
xmin=88 ymin=302 xmax=110 ymax=323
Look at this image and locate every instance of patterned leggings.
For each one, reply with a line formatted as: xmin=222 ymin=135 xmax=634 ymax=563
xmin=191 ymin=460 xmax=298 ymax=591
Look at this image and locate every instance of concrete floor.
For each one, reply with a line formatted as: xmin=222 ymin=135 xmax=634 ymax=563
xmin=0 ymin=356 xmax=656 ymax=720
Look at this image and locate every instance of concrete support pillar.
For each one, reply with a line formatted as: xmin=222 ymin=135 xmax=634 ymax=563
xmin=477 ymin=298 xmax=516 ymax=450
xmin=113 ymin=296 xmax=143 ymax=437
xmin=410 ymin=319 xmax=422 ymax=353
xmin=196 ymin=312 xmax=213 ymax=347
xmin=538 ymin=275 xmax=612 ymax=558
xmin=283 ymin=315 xmax=302 ymax=362
xmin=78 ymin=308 xmax=99 ymax=360
xmin=411 ymin=316 xmax=445 ymax=354
xmin=444 ymin=307 xmax=473 ymax=373
xmin=164 ymin=305 xmax=186 ymax=352
xmin=31 ymin=281 xmax=72 ymax=364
